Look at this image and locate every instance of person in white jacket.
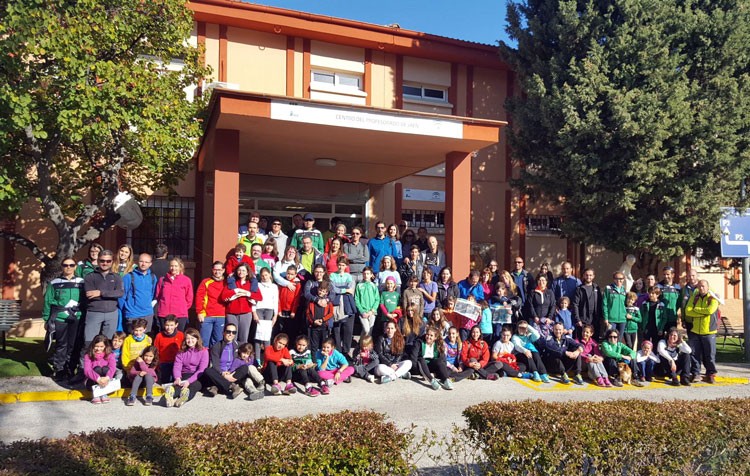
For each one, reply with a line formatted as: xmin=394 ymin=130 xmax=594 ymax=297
xmin=657 ymin=327 xmax=692 ymax=386
xmin=254 ymin=268 xmax=279 ymax=359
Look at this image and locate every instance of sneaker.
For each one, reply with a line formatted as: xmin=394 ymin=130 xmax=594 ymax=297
xmin=402 ymin=372 xmax=412 ymax=380
xmin=206 ymin=386 xmax=219 ymax=397
xmin=638 ymin=376 xmax=646 ymax=382
xmin=670 ymin=377 xmax=680 ymax=386
xmin=126 ymin=395 xmax=136 ymax=406
xmin=521 ymin=372 xmax=533 ymax=379
xmin=631 ymin=379 xmax=644 ymax=388
xmin=532 ymin=371 xmax=542 ymax=382
xmin=441 ymin=379 xmax=454 ymax=390
xmin=430 ymin=378 xmax=440 ymax=390
xmin=611 ymin=378 xmax=623 ymax=387
xmin=91 ymin=397 xmax=102 ymax=405
xmin=596 ymin=377 xmax=606 ymax=387
xmin=573 ymin=374 xmax=584 ymax=386
xmin=380 ymin=375 xmax=393 ymax=384
xmin=487 ymin=373 xmax=499 ymax=381
xmin=229 ymin=383 xmax=243 ymax=399
xmin=270 ymin=383 xmax=282 ymax=395
xmin=243 ymin=379 xmax=255 ymax=394
xmin=326 ymin=379 xmax=335 ymax=387
xmin=706 ymin=374 xmax=716 ymax=384
xmin=320 ymin=384 xmax=330 ymax=395
xmin=366 ymin=374 xmax=376 ymax=383
xmin=560 ymin=373 xmax=570 ymax=384
xmin=283 ymin=383 xmax=297 ymax=395
xmin=540 ymin=374 xmax=551 ymax=383
xmin=680 ymin=376 xmax=691 ymax=386
xmin=174 ymin=390 xmax=189 ymax=408
xmin=144 ymin=396 xmax=153 ymax=406
xmin=604 ymin=378 xmax=614 ymax=388
xmin=469 ymin=372 xmax=478 ymax=380
xmin=164 ymin=385 xmax=175 ymax=407
xmin=690 ymin=373 xmax=701 ymax=383
xmin=306 ymin=387 xmax=320 ymax=397
xmin=248 ymin=390 xmax=264 ymax=401
xmin=100 ymin=395 xmax=110 ymax=404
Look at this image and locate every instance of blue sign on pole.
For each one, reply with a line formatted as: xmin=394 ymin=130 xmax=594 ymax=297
xmin=720 ymin=207 xmax=750 ymax=258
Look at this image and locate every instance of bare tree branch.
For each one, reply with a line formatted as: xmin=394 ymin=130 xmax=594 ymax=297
xmin=0 ymin=230 xmax=51 ymax=263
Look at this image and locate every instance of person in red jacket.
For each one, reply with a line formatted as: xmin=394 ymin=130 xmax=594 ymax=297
xmin=220 ymin=263 xmax=262 ymax=345
xmin=277 ymin=265 xmax=302 ymax=338
xmin=460 ymin=326 xmax=500 ymax=380
xmin=153 ymin=315 xmax=185 ymax=383
xmin=264 ymin=333 xmax=296 ymax=395
xmin=156 ymin=258 xmax=194 ymax=332
xmin=225 ymin=243 xmax=256 ymax=278
xmin=196 ymin=261 xmax=227 ymax=348
xmin=306 ymin=281 xmax=334 ymax=353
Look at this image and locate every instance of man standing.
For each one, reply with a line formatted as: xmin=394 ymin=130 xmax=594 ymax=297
xmin=572 ymin=268 xmax=603 ymax=339
xmin=684 ymin=279 xmax=719 ymax=383
xmin=238 ymin=221 xmax=265 ymax=250
xmin=266 ymin=218 xmax=288 ymax=255
xmin=299 ymin=236 xmax=324 ymax=275
xmin=367 ymin=221 xmax=396 ymax=268
xmin=290 ymin=213 xmax=325 ymax=253
xmin=680 ymin=268 xmax=699 ymax=321
xmin=602 ymin=271 xmax=627 ymax=340
xmin=552 ymin=262 xmax=581 ymax=302
xmin=250 ymin=243 xmax=271 ymax=272
xmin=343 ymin=226 xmax=369 ymax=282
xmin=151 ymin=244 xmax=170 ymax=280
xmin=510 ymin=256 xmax=535 ymax=303
xmin=657 ymin=266 xmax=681 ymax=330
xmin=119 ymin=253 xmax=158 ymax=335
xmin=414 ymin=227 xmax=429 ymax=252
xmin=42 ymin=257 xmax=85 ymax=380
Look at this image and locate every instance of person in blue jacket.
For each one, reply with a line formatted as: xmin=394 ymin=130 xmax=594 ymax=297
xmin=119 ymin=253 xmax=158 ymax=335
xmin=367 ymin=221 xmax=397 ymax=269
xmin=458 ymin=270 xmax=485 ymax=301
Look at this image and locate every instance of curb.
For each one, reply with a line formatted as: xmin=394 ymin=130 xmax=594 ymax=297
xmin=0 ymin=386 xmax=166 ymax=405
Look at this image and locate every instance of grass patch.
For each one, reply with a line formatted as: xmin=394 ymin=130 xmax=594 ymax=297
xmin=716 ymin=336 xmax=746 ymax=363
xmin=0 ymin=338 xmax=49 ymax=378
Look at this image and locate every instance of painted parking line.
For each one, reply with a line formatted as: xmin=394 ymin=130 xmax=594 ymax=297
xmin=0 ymin=386 xmax=166 ymax=405
xmin=515 ymin=376 xmax=748 ymax=392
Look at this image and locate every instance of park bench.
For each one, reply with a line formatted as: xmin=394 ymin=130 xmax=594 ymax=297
xmin=718 ymin=315 xmax=744 ymax=350
xmin=0 ymin=299 xmax=21 ymax=351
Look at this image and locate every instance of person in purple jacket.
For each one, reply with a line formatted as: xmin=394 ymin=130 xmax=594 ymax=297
xmin=125 ymin=345 xmax=159 ymax=406
xmin=83 ymin=334 xmax=117 ymax=404
xmin=203 ymin=323 xmax=247 ymax=400
xmin=164 ymin=328 xmax=208 ymax=408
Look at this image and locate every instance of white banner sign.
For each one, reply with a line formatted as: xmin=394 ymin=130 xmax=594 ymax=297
xmin=270 ymin=100 xmax=463 ymax=138
xmin=403 ymin=188 xmax=445 ymax=202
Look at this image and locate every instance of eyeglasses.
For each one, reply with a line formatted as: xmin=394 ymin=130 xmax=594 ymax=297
xmin=376 ymin=226 xmax=385 ymax=229
xmin=62 ymin=263 xmax=76 ymax=268
xmin=224 ymin=330 xmax=237 ymax=335
xmin=212 ymin=268 xmax=224 ymax=272
xmin=515 ymin=261 xmax=523 ymax=264
xmin=272 ymin=222 xmax=282 ymax=226
xmin=98 ymin=259 xmax=112 ymax=263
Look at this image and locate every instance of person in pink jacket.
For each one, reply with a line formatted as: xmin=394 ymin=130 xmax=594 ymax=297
xmin=156 ymin=258 xmax=194 ymax=332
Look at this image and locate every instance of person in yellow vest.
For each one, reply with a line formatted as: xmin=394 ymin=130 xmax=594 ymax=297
xmin=684 ymin=279 xmax=718 ymax=384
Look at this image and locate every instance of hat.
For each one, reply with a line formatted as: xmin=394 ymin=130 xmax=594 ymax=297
xmin=303 ymin=213 xmax=314 ymax=221
xmin=385 ymin=276 xmax=397 ymax=284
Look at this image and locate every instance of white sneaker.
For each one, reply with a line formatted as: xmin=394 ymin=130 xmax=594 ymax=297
xmin=380 ymin=375 xmax=393 ymax=384
xmin=164 ymin=385 xmax=175 ymax=408
xmin=326 ymin=379 xmax=335 ymax=387
xmin=441 ymin=379 xmax=454 ymax=390
xmin=366 ymin=374 xmax=376 ymax=383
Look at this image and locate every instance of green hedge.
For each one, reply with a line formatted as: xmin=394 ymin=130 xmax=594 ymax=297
xmin=0 ymin=410 xmax=412 ymax=476
xmin=463 ymin=398 xmax=750 ymax=475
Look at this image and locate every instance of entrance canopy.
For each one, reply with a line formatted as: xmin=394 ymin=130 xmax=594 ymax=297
xmin=196 ymin=90 xmax=505 ymax=184
xmin=195 ymin=89 xmax=506 ymax=279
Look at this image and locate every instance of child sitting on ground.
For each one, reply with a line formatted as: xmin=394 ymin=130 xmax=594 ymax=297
xmin=230 ymin=342 xmax=265 ymax=400
xmin=290 ymin=335 xmax=327 ymax=396
xmin=83 ymin=335 xmax=118 ymax=404
xmin=353 ymin=335 xmax=379 ymax=383
xmin=126 ymin=346 xmax=159 ymax=406
xmin=636 ymin=339 xmax=660 ymax=382
xmin=110 ymin=331 xmax=126 ymax=381
xmin=121 ymin=318 xmax=152 ymax=378
xmin=153 ymin=315 xmax=184 ymax=384
xmin=263 ymin=333 xmax=295 ymax=396
xmin=315 ymin=338 xmax=354 ymax=387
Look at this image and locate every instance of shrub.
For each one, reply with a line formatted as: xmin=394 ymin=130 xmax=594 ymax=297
xmin=0 ymin=410 xmax=412 ymax=476
xmin=463 ymin=398 xmax=750 ymax=475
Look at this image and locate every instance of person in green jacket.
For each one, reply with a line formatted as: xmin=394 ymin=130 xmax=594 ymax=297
xmin=355 ymin=267 xmax=379 ymax=337
xmin=43 ymin=257 xmax=85 ymax=381
xmin=623 ymin=292 xmax=642 ymax=350
xmin=640 ymin=287 xmax=667 ymax=342
xmin=75 ymin=243 xmax=103 ymax=278
xmin=602 ymin=272 xmax=627 ymax=341
xmin=684 ymin=280 xmax=719 ymax=383
xmin=601 ymin=329 xmax=643 ymax=387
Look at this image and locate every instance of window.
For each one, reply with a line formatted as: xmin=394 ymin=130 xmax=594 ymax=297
xmin=526 ymin=215 xmax=563 ymax=235
xmin=311 ymin=70 xmax=363 ymax=91
xmin=401 ymin=209 xmax=445 ymax=230
xmin=128 ymin=197 xmax=195 ymax=260
xmin=403 ymin=84 xmax=448 ymax=102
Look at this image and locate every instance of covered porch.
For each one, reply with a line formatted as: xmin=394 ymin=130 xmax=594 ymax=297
xmin=194 ymin=90 xmax=505 ymax=278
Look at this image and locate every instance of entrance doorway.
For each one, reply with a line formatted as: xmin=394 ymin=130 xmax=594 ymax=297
xmin=239 ymin=196 xmax=366 ymax=235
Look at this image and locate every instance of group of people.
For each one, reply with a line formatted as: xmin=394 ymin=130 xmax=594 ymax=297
xmin=42 ymin=212 xmax=721 ymax=406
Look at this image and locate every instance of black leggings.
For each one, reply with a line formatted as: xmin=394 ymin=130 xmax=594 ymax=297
xmin=515 ymin=351 xmax=547 ymax=374
xmin=543 ymin=355 xmax=582 ymax=376
xmin=604 ymin=357 xmax=637 ymax=379
xmin=204 ymin=366 xmax=249 ymax=395
xmin=264 ymin=361 xmax=292 ymax=383
xmin=175 ymin=372 xmax=203 ymax=401
xmin=415 ymin=358 xmax=450 ymax=381
xmin=293 ymin=367 xmax=322 ymax=385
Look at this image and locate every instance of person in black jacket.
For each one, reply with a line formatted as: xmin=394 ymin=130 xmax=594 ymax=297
xmin=524 ymin=275 xmax=555 ymax=337
xmin=375 ymin=321 xmax=412 ymax=383
xmin=572 ymin=268 xmax=603 ymax=339
xmin=203 ymin=323 xmax=247 ymax=399
xmin=540 ymin=323 xmax=584 ymax=384
xmin=82 ymin=250 xmax=124 ymax=345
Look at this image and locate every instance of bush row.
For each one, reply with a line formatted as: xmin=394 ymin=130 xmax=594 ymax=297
xmin=0 ymin=410 xmax=412 ymax=476
xmin=463 ymin=398 xmax=750 ymax=475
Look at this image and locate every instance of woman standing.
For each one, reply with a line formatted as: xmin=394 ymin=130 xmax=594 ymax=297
xmin=524 ymin=275 xmax=555 ymax=337
xmin=324 ymin=237 xmax=348 ymax=274
xmin=386 ymin=224 xmax=403 ymax=264
xmin=156 ymin=258 xmax=194 ymax=332
xmin=273 ymin=246 xmax=303 ymax=289
xmin=114 ymin=244 xmax=136 ymax=276
xmin=195 ymin=261 xmax=227 ymax=348
xmin=221 ymin=263 xmax=262 ymax=345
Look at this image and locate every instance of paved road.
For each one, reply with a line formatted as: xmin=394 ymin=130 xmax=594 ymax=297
xmin=1 ymin=363 xmax=749 ymax=449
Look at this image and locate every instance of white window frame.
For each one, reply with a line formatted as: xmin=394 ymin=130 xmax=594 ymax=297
xmin=403 ymin=83 xmax=449 ymax=103
xmin=310 ymin=69 xmax=366 ymax=97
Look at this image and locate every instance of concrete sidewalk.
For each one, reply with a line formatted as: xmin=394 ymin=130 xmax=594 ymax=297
xmin=0 ymin=363 xmax=747 ymax=447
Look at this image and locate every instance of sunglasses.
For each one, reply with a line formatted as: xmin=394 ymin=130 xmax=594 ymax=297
xmin=98 ymin=259 xmax=112 ymax=263
xmin=62 ymin=263 xmax=76 ymax=268
xmin=225 ymin=329 xmax=237 ymax=335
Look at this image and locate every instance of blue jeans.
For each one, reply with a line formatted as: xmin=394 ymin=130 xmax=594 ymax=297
xmin=200 ymin=317 xmax=225 ymax=348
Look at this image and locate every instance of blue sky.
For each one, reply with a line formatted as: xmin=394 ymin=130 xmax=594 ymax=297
xmin=252 ymin=1 xmax=512 ymax=46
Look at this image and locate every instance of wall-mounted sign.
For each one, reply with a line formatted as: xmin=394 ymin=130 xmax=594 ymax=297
xmin=270 ymin=100 xmax=463 ymax=139
xmin=403 ymin=188 xmax=445 ymax=203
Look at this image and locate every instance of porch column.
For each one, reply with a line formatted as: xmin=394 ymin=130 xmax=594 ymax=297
xmin=445 ymin=151 xmax=472 ymax=279
xmin=211 ymin=129 xmax=240 ymax=263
